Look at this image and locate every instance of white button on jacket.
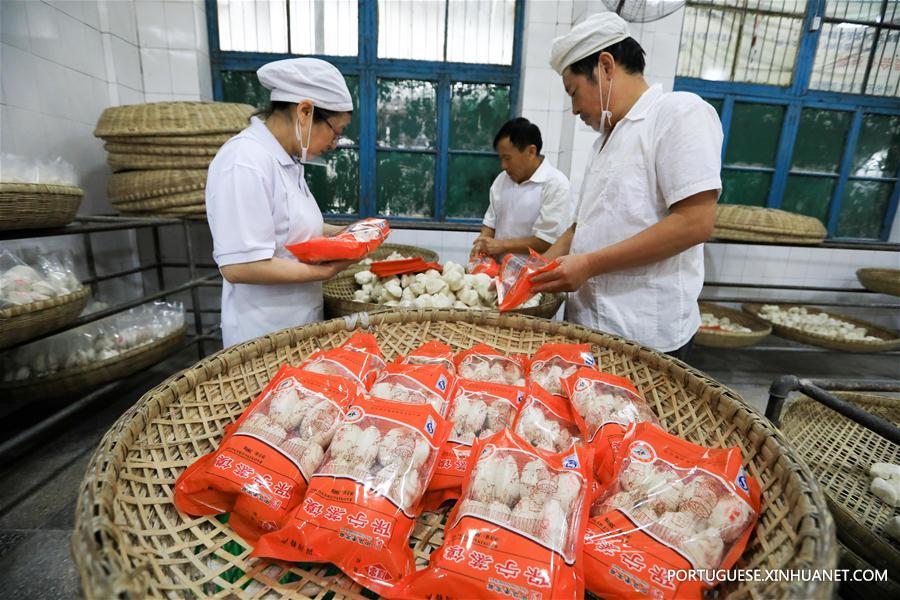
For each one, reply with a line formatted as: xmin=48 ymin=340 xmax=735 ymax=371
xmin=207 ymin=117 xmax=325 ymax=348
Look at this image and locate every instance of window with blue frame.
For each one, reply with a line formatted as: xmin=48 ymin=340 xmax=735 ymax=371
xmin=207 ymin=0 xmax=523 ymax=224
xmin=675 ymin=0 xmax=900 ymax=241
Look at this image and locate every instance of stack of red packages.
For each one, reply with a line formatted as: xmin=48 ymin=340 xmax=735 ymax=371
xmin=369 ymin=362 xmax=455 ymax=416
xmin=404 ymin=429 xmax=592 ymax=599
xmin=287 ymin=218 xmax=390 ymax=263
xmin=424 ymin=379 xmax=525 ymax=509
xmin=496 ymin=249 xmax=558 ymax=311
xmin=397 ymin=340 xmax=456 ymax=374
xmin=512 ymin=382 xmax=585 ymax=453
xmin=370 ymin=257 xmax=442 ymax=277
xmin=563 ymin=368 xmax=659 ymax=485
xmin=584 ymin=422 xmax=761 ymax=599
xmin=467 ymin=254 xmax=499 ymax=277
xmin=174 ymin=366 xmax=359 ymax=542
xmin=300 ymin=332 xmax=385 ymax=392
xmin=253 ymin=396 xmax=451 ymax=596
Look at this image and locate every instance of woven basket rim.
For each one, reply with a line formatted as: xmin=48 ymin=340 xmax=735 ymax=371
xmin=856 ymin=268 xmax=900 ymax=297
xmin=71 ymin=310 xmax=838 ymax=600
xmin=111 ymin=190 xmax=205 ymax=211
xmin=0 ymin=286 xmax=90 ymax=319
xmin=104 ymin=143 xmax=221 ymax=157
xmin=94 ymin=101 xmax=255 ymax=137
xmin=107 ymin=169 xmax=207 ymax=202
xmin=0 ymin=326 xmax=187 ymax=392
xmin=107 ymin=153 xmax=213 ymax=171
xmin=744 ymin=303 xmax=900 ymax=351
xmin=698 ymin=302 xmax=773 ymax=337
xmin=0 ymin=182 xmax=84 ymax=196
xmin=715 ymin=204 xmax=828 ymax=237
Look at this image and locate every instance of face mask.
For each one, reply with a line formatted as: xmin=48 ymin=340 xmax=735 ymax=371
xmin=600 ymin=75 xmax=613 ymax=130
xmin=295 ymin=109 xmax=314 ymax=163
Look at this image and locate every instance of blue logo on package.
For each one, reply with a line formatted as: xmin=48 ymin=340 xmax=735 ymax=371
xmin=425 ymin=415 xmax=435 ymax=436
xmin=437 ymin=375 xmax=448 ymax=392
xmin=563 ymin=454 xmax=579 ymax=469
xmin=581 ymin=352 xmax=596 ymax=366
xmin=736 ymin=467 xmax=749 ymax=493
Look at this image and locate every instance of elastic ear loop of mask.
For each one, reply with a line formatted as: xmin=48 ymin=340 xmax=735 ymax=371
xmin=601 ymin=73 xmax=613 ymax=129
xmin=295 ymin=103 xmax=315 ymax=163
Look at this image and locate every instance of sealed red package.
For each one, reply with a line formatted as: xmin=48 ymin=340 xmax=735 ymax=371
xmin=563 ymin=369 xmax=659 ymax=485
xmin=495 ymin=249 xmax=558 ymax=312
xmin=467 ymin=254 xmax=499 ymax=277
xmin=370 ymin=257 xmax=442 ymax=278
xmin=397 ymin=340 xmax=456 ymax=374
xmin=423 ymin=379 xmax=525 ymax=509
xmin=455 ymin=343 xmax=529 ymax=386
xmin=528 ymin=343 xmax=598 ymax=396
xmin=513 ymin=382 xmax=584 ymax=453
xmin=287 ymin=218 xmax=390 ymax=263
xmin=174 ymin=366 xmax=358 ymax=542
xmin=300 ymin=332 xmax=386 ymax=391
xmin=253 ymin=397 xmax=451 ymax=596
xmin=403 ymin=428 xmax=592 ymax=600
xmin=584 ymin=422 xmax=761 ymax=600
xmin=369 ymin=362 xmax=455 ymax=416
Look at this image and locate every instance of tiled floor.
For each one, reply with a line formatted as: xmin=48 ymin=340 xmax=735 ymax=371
xmin=0 ymin=341 xmax=896 ymax=599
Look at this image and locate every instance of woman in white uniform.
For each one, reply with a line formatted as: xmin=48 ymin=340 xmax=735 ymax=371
xmin=206 ymin=58 xmax=355 ymax=347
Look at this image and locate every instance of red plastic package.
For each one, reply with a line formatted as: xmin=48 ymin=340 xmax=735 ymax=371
xmin=287 ymin=218 xmax=390 ymax=263
xmin=455 ymin=343 xmax=529 ymax=386
xmin=174 ymin=366 xmax=358 ymax=542
xmin=467 ymin=254 xmax=499 ymax=277
xmin=563 ymin=369 xmax=659 ymax=485
xmin=397 ymin=340 xmax=456 ymax=374
xmin=300 ymin=332 xmax=386 ymax=391
xmin=253 ymin=397 xmax=451 ymax=596
xmin=513 ymin=382 xmax=584 ymax=453
xmin=371 ymin=257 xmax=443 ymax=278
xmin=583 ymin=422 xmax=761 ymax=600
xmin=528 ymin=343 xmax=598 ymax=396
xmin=403 ymin=429 xmax=592 ymax=600
xmin=369 ymin=362 xmax=455 ymax=416
xmin=495 ymin=250 xmax=558 ymax=312
xmin=423 ymin=379 xmax=525 ymax=509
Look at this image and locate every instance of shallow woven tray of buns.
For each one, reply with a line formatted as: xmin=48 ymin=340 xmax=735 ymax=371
xmin=695 ymin=302 xmax=772 ymax=348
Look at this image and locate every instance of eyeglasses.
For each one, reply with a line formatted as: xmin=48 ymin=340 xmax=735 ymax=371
xmin=324 ymin=119 xmax=344 ymax=142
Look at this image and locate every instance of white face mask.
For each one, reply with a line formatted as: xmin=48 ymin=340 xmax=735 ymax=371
xmin=295 ymin=108 xmax=314 ymax=163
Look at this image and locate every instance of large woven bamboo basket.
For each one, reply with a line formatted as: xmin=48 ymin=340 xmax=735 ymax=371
xmin=72 ymin=311 xmax=836 ymax=600
xmin=323 ymin=272 xmax=564 ymax=319
xmin=780 ymin=392 xmax=900 ymax=578
xmin=107 ymin=169 xmax=208 ymax=202
xmin=111 ymin=190 xmax=205 ymax=213
xmin=714 ymin=204 xmax=827 ymax=245
xmin=0 ymin=182 xmax=83 ymax=231
xmin=105 ymin=142 xmax=221 ymax=157
xmin=0 ymin=326 xmax=186 ymax=402
xmin=743 ymin=303 xmax=900 ymax=353
xmin=94 ymin=102 xmax=254 ymax=138
xmin=109 ymin=133 xmax=233 ymax=146
xmin=0 ymin=286 xmax=90 ymax=351
xmin=857 ymin=268 xmax=900 ymax=297
xmin=695 ymin=302 xmax=772 ymax=348
xmin=107 ymin=153 xmax=213 ymax=172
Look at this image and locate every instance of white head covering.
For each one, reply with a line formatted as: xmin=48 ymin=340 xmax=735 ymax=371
xmin=549 ymin=12 xmax=630 ymax=74
xmin=257 ymin=57 xmax=353 ymax=111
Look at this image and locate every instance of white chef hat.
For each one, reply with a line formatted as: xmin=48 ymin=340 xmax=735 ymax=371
xmin=549 ymin=12 xmax=631 ymax=74
xmin=257 ymin=57 xmax=353 ymax=112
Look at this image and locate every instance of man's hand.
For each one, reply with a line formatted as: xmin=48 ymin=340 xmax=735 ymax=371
xmin=530 ymin=254 xmax=593 ymax=293
xmin=471 ymin=235 xmax=505 ymax=257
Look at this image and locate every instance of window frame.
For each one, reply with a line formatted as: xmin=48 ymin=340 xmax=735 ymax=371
xmin=206 ymin=0 xmax=525 ymax=226
xmin=675 ymin=0 xmax=900 ymax=242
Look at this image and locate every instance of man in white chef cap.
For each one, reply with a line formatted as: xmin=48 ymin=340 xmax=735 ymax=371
xmin=206 ymin=57 xmax=359 ymax=347
xmin=532 ymin=12 xmax=723 ymax=360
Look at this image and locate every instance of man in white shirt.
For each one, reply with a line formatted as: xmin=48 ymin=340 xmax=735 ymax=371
xmin=471 ymin=118 xmax=572 ymax=259
xmin=532 ymin=13 xmax=723 ymax=360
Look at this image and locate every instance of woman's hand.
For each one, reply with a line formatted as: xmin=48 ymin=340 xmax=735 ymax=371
xmin=311 ymin=259 xmax=355 ymax=280
xmin=530 ymin=254 xmax=593 ymax=293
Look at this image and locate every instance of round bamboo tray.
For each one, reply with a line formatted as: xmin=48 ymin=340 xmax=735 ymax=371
xmin=0 ymin=326 xmax=186 ymax=402
xmin=323 ymin=272 xmax=564 ymax=319
xmin=341 ymin=243 xmax=440 ymax=275
xmin=107 ymin=169 xmax=207 ymax=203
xmin=780 ymin=392 xmax=900 ymax=577
xmin=109 ymin=133 xmax=233 ymax=146
xmin=743 ymin=303 xmax=900 ymax=353
xmin=714 ymin=204 xmax=827 ymax=245
xmin=0 ymin=286 xmax=90 ymax=351
xmin=107 ymin=153 xmax=213 ymax=172
xmin=0 ymin=182 xmax=83 ymax=231
xmin=857 ymin=268 xmax=900 ymax=297
xmin=72 ymin=311 xmax=836 ymax=600
xmin=95 ymin=102 xmax=254 ymax=138
xmin=105 ymin=142 xmax=220 ymax=157
xmin=111 ymin=190 xmax=205 ymax=213
xmin=696 ymin=302 xmax=772 ymax=348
